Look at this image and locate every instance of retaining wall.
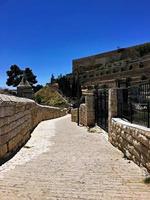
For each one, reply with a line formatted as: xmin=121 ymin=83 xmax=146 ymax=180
xmin=0 ymin=94 xmax=67 ymax=162
xmin=109 ymin=118 xmax=150 ymax=172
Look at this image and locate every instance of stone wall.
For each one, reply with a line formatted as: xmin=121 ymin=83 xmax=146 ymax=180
xmin=73 ymin=43 xmax=150 ymax=87
xmin=108 ymin=89 xmax=118 ymax=132
xmin=71 ymin=104 xmax=87 ymax=126
xmin=71 ymin=108 xmax=78 ymax=123
xmin=71 ymin=92 xmax=95 ymax=127
xmin=109 ymin=118 xmax=150 ymax=172
xmin=79 ymin=104 xmax=87 ymax=126
xmin=0 ymin=94 xmax=67 ymax=162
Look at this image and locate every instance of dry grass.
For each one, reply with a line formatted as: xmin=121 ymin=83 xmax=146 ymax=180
xmin=34 ymin=86 xmax=69 ymax=108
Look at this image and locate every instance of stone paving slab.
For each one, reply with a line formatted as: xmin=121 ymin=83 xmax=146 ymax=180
xmin=0 ymin=115 xmax=150 ymax=200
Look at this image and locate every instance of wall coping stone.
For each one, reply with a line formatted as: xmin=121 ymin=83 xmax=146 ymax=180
xmin=0 ymin=94 xmax=34 ymax=104
xmin=0 ymin=94 xmax=66 ymax=111
xmin=112 ymin=118 xmax=150 ymax=132
xmin=37 ymin=103 xmax=66 ymax=110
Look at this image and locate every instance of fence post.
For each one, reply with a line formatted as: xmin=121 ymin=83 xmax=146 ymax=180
xmin=130 ymin=103 xmax=133 ymax=123
xmin=94 ymin=89 xmax=98 ymax=125
xmin=85 ymin=92 xmax=95 ymax=127
xmin=77 ymin=102 xmax=80 ymax=126
xmin=148 ymin=102 xmax=150 ymax=128
xmin=117 ymin=88 xmax=123 ymax=118
xmin=108 ymin=88 xmax=118 ymax=136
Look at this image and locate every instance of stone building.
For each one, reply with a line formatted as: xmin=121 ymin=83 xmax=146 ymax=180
xmin=72 ymin=43 xmax=150 ymax=88
xmin=17 ymin=75 xmax=33 ymax=99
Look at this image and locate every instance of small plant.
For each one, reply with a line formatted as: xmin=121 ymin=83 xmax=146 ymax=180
xmin=144 ymin=177 xmax=150 ymax=184
xmin=126 ymin=77 xmax=132 ymax=83
xmin=121 ymin=67 xmax=126 ymax=71
xmin=112 ymin=68 xmax=117 ymax=73
xmin=101 ymin=84 xmax=108 ymax=89
xmin=106 ymin=70 xmax=110 ymax=74
xmin=89 ymin=74 xmax=94 ymax=78
xmin=136 ymin=43 xmax=150 ymax=57
xmin=139 ymin=62 xmax=144 ymax=68
xmin=113 ymin=67 xmax=120 ymax=73
xmin=35 ymin=94 xmax=43 ymax=104
xmin=129 ymin=65 xmax=133 ymax=70
xmin=141 ymin=75 xmax=147 ymax=80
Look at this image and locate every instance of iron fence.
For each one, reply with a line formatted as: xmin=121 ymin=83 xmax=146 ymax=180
xmin=95 ymin=89 xmax=108 ymax=131
xmin=118 ymin=82 xmax=150 ymax=128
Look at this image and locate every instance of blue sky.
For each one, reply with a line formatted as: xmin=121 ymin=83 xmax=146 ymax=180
xmin=0 ymin=0 xmax=150 ymax=87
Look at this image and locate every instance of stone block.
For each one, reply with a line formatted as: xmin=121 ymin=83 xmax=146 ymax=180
xmin=0 ymin=106 xmax=15 ymax=118
xmin=132 ymin=148 xmax=141 ymax=161
xmin=136 ymin=134 xmax=149 ymax=148
xmin=0 ymin=144 xmax=7 ymax=158
xmin=140 ymin=144 xmax=148 ymax=156
xmin=146 ymin=162 xmax=150 ymax=171
xmin=15 ymin=105 xmax=26 ymax=113
xmin=143 ymin=131 xmax=150 ymax=139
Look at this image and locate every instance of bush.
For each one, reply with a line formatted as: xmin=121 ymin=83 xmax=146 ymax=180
xmin=136 ymin=43 xmax=150 ymax=57
xmin=129 ymin=65 xmax=133 ymax=70
xmin=139 ymin=62 xmax=144 ymax=68
xmin=121 ymin=66 xmax=127 ymax=72
xmin=141 ymin=75 xmax=147 ymax=80
xmin=34 ymin=95 xmax=43 ymax=104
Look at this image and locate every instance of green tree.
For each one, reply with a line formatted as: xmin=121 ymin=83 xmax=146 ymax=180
xmin=6 ymin=65 xmax=37 ymax=87
xmin=57 ymin=74 xmax=82 ymax=99
xmin=33 ymin=84 xmax=43 ymax=93
xmin=24 ymin=67 xmax=37 ymax=86
xmin=57 ymin=75 xmax=72 ymax=97
xmin=50 ymin=74 xmax=55 ymax=84
xmin=71 ymin=76 xmax=77 ymax=97
xmin=6 ymin=65 xmax=22 ymax=87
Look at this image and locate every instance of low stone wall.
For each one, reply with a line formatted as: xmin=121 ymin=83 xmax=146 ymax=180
xmin=71 ymin=92 xmax=95 ymax=127
xmin=71 ymin=104 xmax=87 ymax=126
xmin=0 ymin=94 xmax=67 ymax=162
xmin=71 ymin=108 xmax=77 ymax=123
xmin=109 ymin=118 xmax=150 ymax=172
xmin=79 ymin=104 xmax=87 ymax=126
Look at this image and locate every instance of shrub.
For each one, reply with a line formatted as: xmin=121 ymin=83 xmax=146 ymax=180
xmin=129 ymin=65 xmax=133 ymax=70
xmin=139 ymin=62 xmax=144 ymax=68
xmin=35 ymin=94 xmax=43 ymax=104
xmin=121 ymin=67 xmax=126 ymax=71
xmin=136 ymin=43 xmax=150 ymax=57
xmin=141 ymin=75 xmax=147 ymax=80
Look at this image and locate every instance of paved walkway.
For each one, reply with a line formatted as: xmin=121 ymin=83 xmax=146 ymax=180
xmin=0 ymin=115 xmax=150 ymax=200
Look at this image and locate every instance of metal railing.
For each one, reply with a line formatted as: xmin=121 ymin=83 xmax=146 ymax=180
xmin=95 ymin=89 xmax=108 ymax=131
xmin=118 ymin=82 xmax=150 ymax=128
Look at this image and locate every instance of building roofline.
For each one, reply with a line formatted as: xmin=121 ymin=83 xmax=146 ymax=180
xmin=72 ymin=42 xmax=150 ymax=63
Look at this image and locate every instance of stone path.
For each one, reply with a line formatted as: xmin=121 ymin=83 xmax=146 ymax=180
xmin=0 ymin=115 xmax=150 ymax=200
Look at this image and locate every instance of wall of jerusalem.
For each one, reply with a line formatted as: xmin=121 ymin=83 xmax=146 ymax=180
xmin=73 ymin=43 xmax=150 ymax=87
xmin=0 ymin=94 xmax=67 ymax=162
